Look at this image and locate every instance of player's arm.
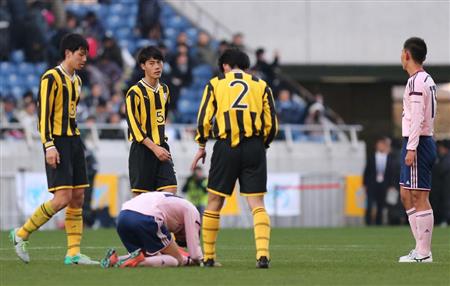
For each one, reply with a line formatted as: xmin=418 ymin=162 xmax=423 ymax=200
xmin=183 ymin=211 xmax=203 ymax=265
xmin=191 ymin=82 xmax=216 ymax=170
xmin=195 ymin=82 xmax=216 ymax=148
xmin=38 ymin=73 xmax=60 ymax=168
xmin=125 ymin=89 xmax=171 ymax=161
xmin=262 ymin=85 xmax=278 ymax=148
xmin=405 ymin=83 xmax=426 ymax=166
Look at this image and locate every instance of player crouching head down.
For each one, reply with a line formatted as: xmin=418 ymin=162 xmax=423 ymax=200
xmin=100 ymin=192 xmax=203 ymax=268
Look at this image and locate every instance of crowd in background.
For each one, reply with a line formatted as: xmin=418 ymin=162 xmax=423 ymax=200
xmin=0 ymin=0 xmax=335 ymax=142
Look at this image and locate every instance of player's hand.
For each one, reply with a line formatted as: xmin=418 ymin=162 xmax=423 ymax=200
xmin=46 ymin=147 xmax=60 ymax=169
xmin=191 ymin=148 xmax=206 ymax=171
xmin=151 ymin=145 xmax=172 ymax=162
xmin=405 ymin=150 xmax=416 ymax=166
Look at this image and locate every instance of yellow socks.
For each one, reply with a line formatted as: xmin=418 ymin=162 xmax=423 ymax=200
xmin=252 ymin=207 xmax=271 ymax=259
xmin=17 ymin=201 xmax=56 ymax=240
xmin=202 ymin=210 xmax=220 ymax=260
xmin=65 ymin=207 xmax=83 ymax=257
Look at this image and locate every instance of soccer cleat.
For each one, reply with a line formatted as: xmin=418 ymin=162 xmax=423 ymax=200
xmin=398 ymin=249 xmax=417 ymax=263
xmin=100 ymin=248 xmax=119 ymax=268
xmin=256 ymin=256 xmax=270 ymax=269
xmin=9 ymin=228 xmax=30 ymax=263
xmin=64 ymin=253 xmax=100 ymax=265
xmin=414 ymin=253 xmax=433 ymax=263
xmin=201 ymin=258 xmax=222 ymax=267
xmin=116 ymin=249 xmax=145 ymax=268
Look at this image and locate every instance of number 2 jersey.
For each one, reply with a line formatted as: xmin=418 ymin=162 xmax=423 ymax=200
xmin=195 ymin=71 xmax=278 ymax=148
xmin=402 ymin=70 xmax=437 ymax=151
xmin=125 ymin=79 xmax=170 ymax=145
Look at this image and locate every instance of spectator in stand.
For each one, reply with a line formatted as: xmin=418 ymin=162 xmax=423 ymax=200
xmin=230 ymin=32 xmax=245 ymax=51
xmin=138 ymin=0 xmax=161 ymax=40
xmin=96 ymin=54 xmax=122 ymax=94
xmin=431 ymin=140 xmax=450 ymax=226
xmin=253 ymin=48 xmax=279 ymax=88
xmin=82 ymin=11 xmax=105 ymax=42
xmin=176 ymin=31 xmax=191 ymax=49
xmin=100 ymin=112 xmax=125 ymax=140
xmin=94 ymin=98 xmax=109 ymax=124
xmin=0 ymin=96 xmax=23 ymax=139
xmin=363 ymin=136 xmax=396 ymax=225
xmin=196 ymin=31 xmax=215 ymax=66
xmin=18 ymin=100 xmax=39 ymax=139
xmin=170 ymin=52 xmax=192 ymax=107
xmin=276 ymin=89 xmax=305 ymax=124
xmin=101 ymin=35 xmax=123 ymax=69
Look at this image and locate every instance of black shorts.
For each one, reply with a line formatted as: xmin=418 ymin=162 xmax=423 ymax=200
xmin=45 ymin=136 xmax=89 ymax=192
xmin=129 ymin=141 xmax=177 ymax=193
xmin=207 ymin=137 xmax=267 ymax=197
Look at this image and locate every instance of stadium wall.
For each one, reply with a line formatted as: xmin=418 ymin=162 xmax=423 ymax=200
xmin=0 ymin=139 xmax=366 ymax=229
xmin=168 ymin=1 xmax=450 ymax=64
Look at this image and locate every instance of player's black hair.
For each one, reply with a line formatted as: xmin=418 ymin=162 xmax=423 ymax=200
xmin=60 ymin=33 xmax=89 ymax=60
xmin=218 ymin=48 xmax=250 ymax=72
xmin=403 ymin=37 xmax=427 ymax=64
xmin=137 ymin=46 xmax=164 ymax=65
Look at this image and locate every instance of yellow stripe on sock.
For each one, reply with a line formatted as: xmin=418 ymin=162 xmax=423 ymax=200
xmin=65 ymin=208 xmax=83 ymax=256
xmin=202 ymin=211 xmax=221 ymax=260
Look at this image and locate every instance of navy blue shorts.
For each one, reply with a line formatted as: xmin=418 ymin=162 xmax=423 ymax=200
xmin=399 ymin=136 xmax=436 ymax=191
xmin=116 ymin=210 xmax=172 ymax=254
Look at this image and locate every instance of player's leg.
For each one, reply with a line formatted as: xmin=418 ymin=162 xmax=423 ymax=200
xmin=410 ymin=137 xmax=436 ymax=262
xmin=10 ymin=188 xmax=72 ymax=263
xmin=246 ymin=196 xmax=271 ymax=269
xmin=240 ymin=137 xmax=270 ymax=268
xmin=412 ymin=190 xmax=433 ymax=261
xmin=202 ymin=140 xmax=238 ymax=266
xmin=63 ymin=136 xmax=96 ymax=265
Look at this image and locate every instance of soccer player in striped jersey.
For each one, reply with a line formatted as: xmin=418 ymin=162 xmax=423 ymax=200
xmin=125 ymin=46 xmax=177 ymax=196
xmin=191 ymin=48 xmax=278 ymax=268
xmin=10 ymin=33 xmax=98 ymax=265
xmin=398 ymin=37 xmax=437 ymax=263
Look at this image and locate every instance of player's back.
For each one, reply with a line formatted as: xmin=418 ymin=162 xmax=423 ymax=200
xmin=209 ymin=71 xmax=270 ymax=146
xmin=402 ymin=71 xmax=437 ymax=137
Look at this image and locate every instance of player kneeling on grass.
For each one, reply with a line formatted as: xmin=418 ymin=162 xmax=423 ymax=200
xmin=101 ymin=192 xmax=203 ymax=268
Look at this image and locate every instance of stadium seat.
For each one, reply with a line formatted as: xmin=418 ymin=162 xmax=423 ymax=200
xmin=10 ymin=50 xmax=25 ymax=64
xmin=34 ymin=62 xmax=48 ymax=75
xmin=192 ymin=64 xmax=213 ymax=79
xmin=0 ymin=62 xmax=13 ymax=76
xmin=11 ymin=86 xmax=25 ymax=100
xmin=17 ymin=63 xmax=34 ymax=75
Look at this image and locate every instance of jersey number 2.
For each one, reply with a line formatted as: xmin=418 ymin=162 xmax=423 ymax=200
xmin=230 ymin=80 xmax=248 ymax=109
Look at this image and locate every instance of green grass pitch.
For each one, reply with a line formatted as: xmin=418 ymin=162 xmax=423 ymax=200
xmin=1 ymin=227 xmax=449 ymax=285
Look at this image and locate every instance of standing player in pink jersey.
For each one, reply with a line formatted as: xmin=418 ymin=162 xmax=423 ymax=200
xmin=398 ymin=37 xmax=438 ymax=263
xmin=100 ymin=192 xmax=203 ymax=268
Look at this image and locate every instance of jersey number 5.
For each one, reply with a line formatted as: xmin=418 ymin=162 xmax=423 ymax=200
xmin=230 ymin=80 xmax=249 ymax=109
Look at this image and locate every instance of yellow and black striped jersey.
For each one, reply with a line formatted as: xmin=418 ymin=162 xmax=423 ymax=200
xmin=38 ymin=65 xmax=82 ymax=149
xmin=125 ymin=79 xmax=170 ymax=145
xmin=196 ymin=71 xmax=278 ymax=148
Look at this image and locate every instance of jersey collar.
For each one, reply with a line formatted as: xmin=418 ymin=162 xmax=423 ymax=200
xmin=141 ymin=78 xmax=160 ymax=93
xmin=57 ymin=64 xmax=77 ymax=82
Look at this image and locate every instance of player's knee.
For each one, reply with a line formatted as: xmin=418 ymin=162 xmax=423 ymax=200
xmin=70 ymin=189 xmax=85 ymax=207
xmin=207 ymin=193 xmax=225 ymax=210
xmin=52 ymin=190 xmax=73 ymax=210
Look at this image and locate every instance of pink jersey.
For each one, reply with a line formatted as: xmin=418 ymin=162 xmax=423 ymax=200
xmin=402 ymin=70 xmax=437 ymax=150
xmin=121 ymin=192 xmax=203 ymax=261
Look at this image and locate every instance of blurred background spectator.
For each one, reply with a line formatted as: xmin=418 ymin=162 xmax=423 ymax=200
xmin=431 ymin=140 xmax=450 ymax=226
xmin=363 ymin=136 xmax=396 ymax=225
xmin=182 ymin=166 xmax=208 ymax=215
